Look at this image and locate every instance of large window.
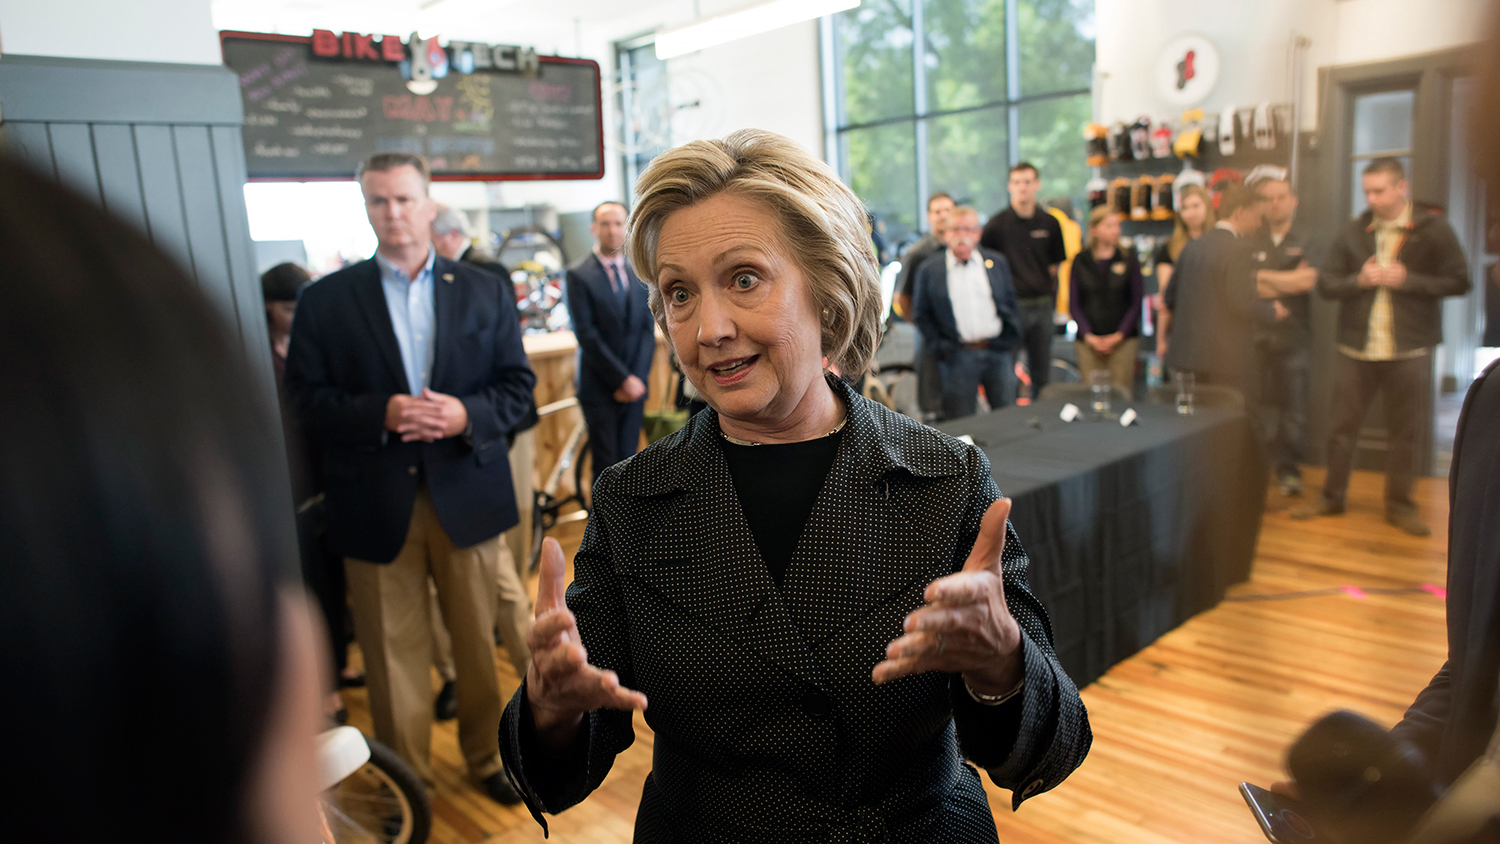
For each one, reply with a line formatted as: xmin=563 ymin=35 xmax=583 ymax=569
xmin=828 ymin=0 xmax=1094 ymax=250
xmin=617 ymin=40 xmax=671 ymax=205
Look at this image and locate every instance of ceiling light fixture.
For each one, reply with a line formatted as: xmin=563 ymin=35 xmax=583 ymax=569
xmin=654 ymin=0 xmax=860 ymax=60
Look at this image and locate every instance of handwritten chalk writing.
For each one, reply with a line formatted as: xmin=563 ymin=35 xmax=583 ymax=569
xmin=528 ymin=82 xmax=571 ymax=102
xmin=312 ymin=142 xmax=351 ymax=155
xmin=305 ymin=106 xmax=369 ymax=119
xmin=292 ymin=85 xmax=332 ymax=98
xmin=514 ymin=137 xmax=560 ymax=148
xmin=291 ymin=125 xmax=363 ymax=138
xmin=376 ymin=137 xmax=425 ymax=154
xmin=253 ymin=141 xmax=301 ymax=158
xmin=428 ymin=136 xmax=495 ymax=155
xmin=264 ymin=98 xmax=301 ymax=113
xmin=245 ymin=113 xmax=279 ymax=126
xmin=382 ymin=95 xmax=455 ymax=122
xmin=331 ymin=74 xmax=374 ymax=96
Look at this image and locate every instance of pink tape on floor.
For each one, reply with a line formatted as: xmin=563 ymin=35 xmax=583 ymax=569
xmin=1422 ymin=583 xmax=1448 ymax=600
xmin=1341 ymin=585 xmax=1368 ymax=599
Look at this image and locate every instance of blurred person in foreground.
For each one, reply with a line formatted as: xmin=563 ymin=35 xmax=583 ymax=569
xmin=894 ymin=190 xmax=956 ymax=422
xmin=1245 ymin=170 xmax=1321 ymax=497
xmin=498 ymin=130 xmax=1089 ymax=841
xmin=285 ymin=152 xmax=536 ymax=804
xmin=913 ymin=205 xmax=1023 ymax=419
xmin=1292 ymin=158 xmax=1470 ymax=536
xmin=0 ymin=154 xmax=323 ymax=843
xmin=1068 ymin=206 xmax=1145 ymax=395
xmin=1153 ymin=183 xmax=1215 ymax=360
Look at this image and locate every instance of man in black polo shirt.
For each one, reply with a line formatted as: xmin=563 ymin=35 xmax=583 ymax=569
xmin=1248 ymin=171 xmax=1320 ymax=496
xmin=980 ymin=162 xmax=1066 ymax=400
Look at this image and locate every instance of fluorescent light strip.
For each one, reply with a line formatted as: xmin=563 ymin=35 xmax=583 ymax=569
xmin=655 ymin=0 xmax=860 ymax=60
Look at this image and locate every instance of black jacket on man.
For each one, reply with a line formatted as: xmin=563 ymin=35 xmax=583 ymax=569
xmin=1163 ymin=227 xmax=1274 ymax=390
xmin=284 ymin=255 xmax=537 ymax=563
xmin=565 ymin=252 xmax=655 ymax=405
xmin=1318 ymin=206 xmax=1470 ymax=353
xmin=911 ymin=247 xmax=1023 ymax=361
xmin=458 ymin=245 xmax=539 ymax=436
xmin=1390 ymin=359 xmax=1500 ymax=786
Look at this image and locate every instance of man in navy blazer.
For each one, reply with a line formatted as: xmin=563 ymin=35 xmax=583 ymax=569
xmin=912 ymin=205 xmax=1022 ymax=419
xmin=284 ymin=153 xmax=535 ymax=804
xmin=566 ymin=201 xmax=656 ymax=479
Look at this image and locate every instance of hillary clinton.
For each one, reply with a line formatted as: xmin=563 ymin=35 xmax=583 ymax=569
xmin=498 ymin=129 xmax=1090 ymax=842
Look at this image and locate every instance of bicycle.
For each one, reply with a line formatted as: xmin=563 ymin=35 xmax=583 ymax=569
xmin=318 ymin=726 xmax=432 ymax=844
xmin=528 ymin=395 xmax=593 ymax=573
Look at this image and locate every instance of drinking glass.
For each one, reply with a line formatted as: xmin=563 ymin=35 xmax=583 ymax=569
xmin=1090 ymin=369 xmax=1111 ymax=414
xmin=1174 ymin=371 xmax=1196 ymax=415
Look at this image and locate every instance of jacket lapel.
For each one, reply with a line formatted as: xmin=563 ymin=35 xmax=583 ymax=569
xmin=350 ymin=258 xmax=411 ymax=394
xmin=619 ymin=414 xmax=826 ymax=687
xmin=429 ymin=256 xmax=460 ymax=390
xmin=932 ymin=265 xmax=961 ymax=340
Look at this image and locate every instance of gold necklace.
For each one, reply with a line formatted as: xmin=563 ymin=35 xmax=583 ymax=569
xmin=718 ymin=415 xmax=848 ymax=447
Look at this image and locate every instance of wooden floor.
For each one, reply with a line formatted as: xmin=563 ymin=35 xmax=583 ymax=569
xmin=338 ymin=466 xmax=1451 ymax=844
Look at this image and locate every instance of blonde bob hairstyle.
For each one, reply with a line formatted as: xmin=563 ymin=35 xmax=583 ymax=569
xmin=626 ymin=129 xmax=883 ymax=376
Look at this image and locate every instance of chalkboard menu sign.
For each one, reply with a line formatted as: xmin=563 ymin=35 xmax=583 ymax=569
xmin=220 ymin=31 xmax=603 ymax=181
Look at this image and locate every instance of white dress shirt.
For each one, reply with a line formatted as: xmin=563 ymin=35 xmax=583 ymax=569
xmin=946 ymin=248 xmax=1003 ymax=343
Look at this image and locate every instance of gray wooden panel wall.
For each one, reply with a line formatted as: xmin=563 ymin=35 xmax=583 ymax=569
xmin=0 ymin=54 xmax=295 ymax=531
xmin=0 ymin=53 xmax=279 ymax=422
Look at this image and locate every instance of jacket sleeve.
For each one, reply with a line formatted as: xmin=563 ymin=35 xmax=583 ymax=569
xmin=1224 ymin=244 xmax=1277 ymax=325
xmin=566 ymin=268 xmax=633 ymax=390
xmin=283 ymin=292 xmax=390 ymax=448
xmin=949 ymin=448 xmax=1091 ymax=808
xmin=630 ymin=298 xmax=658 ymax=386
xmin=499 ymin=475 xmax=639 ymax=833
xmin=991 ymin=257 xmax=1023 ymax=353
xmin=912 ymin=261 xmax=957 ymax=361
xmin=1317 ymin=230 xmax=1367 ymax=300
xmin=459 ymin=282 xmax=538 ymax=449
xmin=1399 ymin=221 xmax=1471 ymax=299
xmin=1389 ymin=661 xmax=1452 ymax=772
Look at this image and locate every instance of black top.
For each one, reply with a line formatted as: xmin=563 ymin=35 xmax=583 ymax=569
xmin=1247 ymin=225 xmax=1321 ymax=351
xmin=979 ymin=206 xmax=1066 ymax=300
xmin=720 ymin=429 xmax=843 ymax=588
xmin=1068 ymin=247 xmax=1145 ymax=339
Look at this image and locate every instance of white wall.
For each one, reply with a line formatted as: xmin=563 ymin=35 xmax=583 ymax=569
xmin=0 ymin=0 xmax=221 ymax=64
xmin=1095 ymin=0 xmax=1485 ymax=130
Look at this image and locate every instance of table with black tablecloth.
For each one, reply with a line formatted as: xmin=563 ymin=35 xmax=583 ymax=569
xmin=938 ymin=399 xmax=1265 ymax=688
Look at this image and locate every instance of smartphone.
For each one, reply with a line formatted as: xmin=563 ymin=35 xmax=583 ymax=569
xmin=1240 ymin=782 xmax=1324 ymax=843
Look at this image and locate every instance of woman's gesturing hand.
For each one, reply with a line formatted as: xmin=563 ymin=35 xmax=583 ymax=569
xmin=872 ymin=498 xmax=1025 ymax=696
xmin=525 ymin=538 xmax=648 ymax=747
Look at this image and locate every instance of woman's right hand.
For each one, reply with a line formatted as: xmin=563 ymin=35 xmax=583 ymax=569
xmin=525 ymin=537 xmax=648 ymax=747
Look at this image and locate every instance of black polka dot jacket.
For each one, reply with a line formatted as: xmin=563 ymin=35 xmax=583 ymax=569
xmin=500 ymin=375 xmax=1091 ymax=842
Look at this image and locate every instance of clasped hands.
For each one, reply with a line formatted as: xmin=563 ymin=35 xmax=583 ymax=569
xmin=385 ymin=388 xmax=468 ymax=442
xmin=523 ymin=500 xmax=1024 ymax=748
xmin=1084 ymin=332 xmax=1125 ymax=355
xmin=1359 ymin=257 xmax=1408 ymax=289
xmin=613 ymin=375 xmax=647 ymax=404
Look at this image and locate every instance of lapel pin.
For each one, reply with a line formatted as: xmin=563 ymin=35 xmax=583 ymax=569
xmin=442 ymin=273 xmax=454 ymax=283
xmin=984 ymin=259 xmax=994 ymax=269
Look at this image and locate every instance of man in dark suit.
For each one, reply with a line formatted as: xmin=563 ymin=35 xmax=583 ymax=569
xmin=566 ymin=200 xmax=656 ymax=479
xmin=284 ymin=152 xmax=535 ymax=804
xmin=912 ymin=205 xmax=1022 ymax=419
xmin=1163 ymin=182 xmax=1286 ymax=410
xmin=1292 ymin=158 xmax=1470 ymax=536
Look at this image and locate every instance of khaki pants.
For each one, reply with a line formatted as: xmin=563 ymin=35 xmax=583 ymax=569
xmin=1074 ymin=336 xmax=1139 ymax=394
xmin=345 ymin=489 xmax=507 ymax=783
xmin=431 ymin=427 xmax=536 ymax=681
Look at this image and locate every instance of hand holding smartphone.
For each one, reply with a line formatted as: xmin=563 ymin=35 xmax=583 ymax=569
xmin=1241 ymin=782 xmax=1324 ymax=843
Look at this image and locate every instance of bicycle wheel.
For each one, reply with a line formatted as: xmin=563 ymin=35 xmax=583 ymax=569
xmin=321 ymin=736 xmax=432 ymax=844
xmin=571 ymin=434 xmax=593 ymax=513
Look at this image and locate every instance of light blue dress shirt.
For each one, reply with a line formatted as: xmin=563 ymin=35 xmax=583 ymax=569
xmin=376 ymin=249 xmax=437 ymax=395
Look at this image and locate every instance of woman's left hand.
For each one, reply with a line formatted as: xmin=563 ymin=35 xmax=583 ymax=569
xmin=872 ymin=498 xmax=1024 ymax=696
